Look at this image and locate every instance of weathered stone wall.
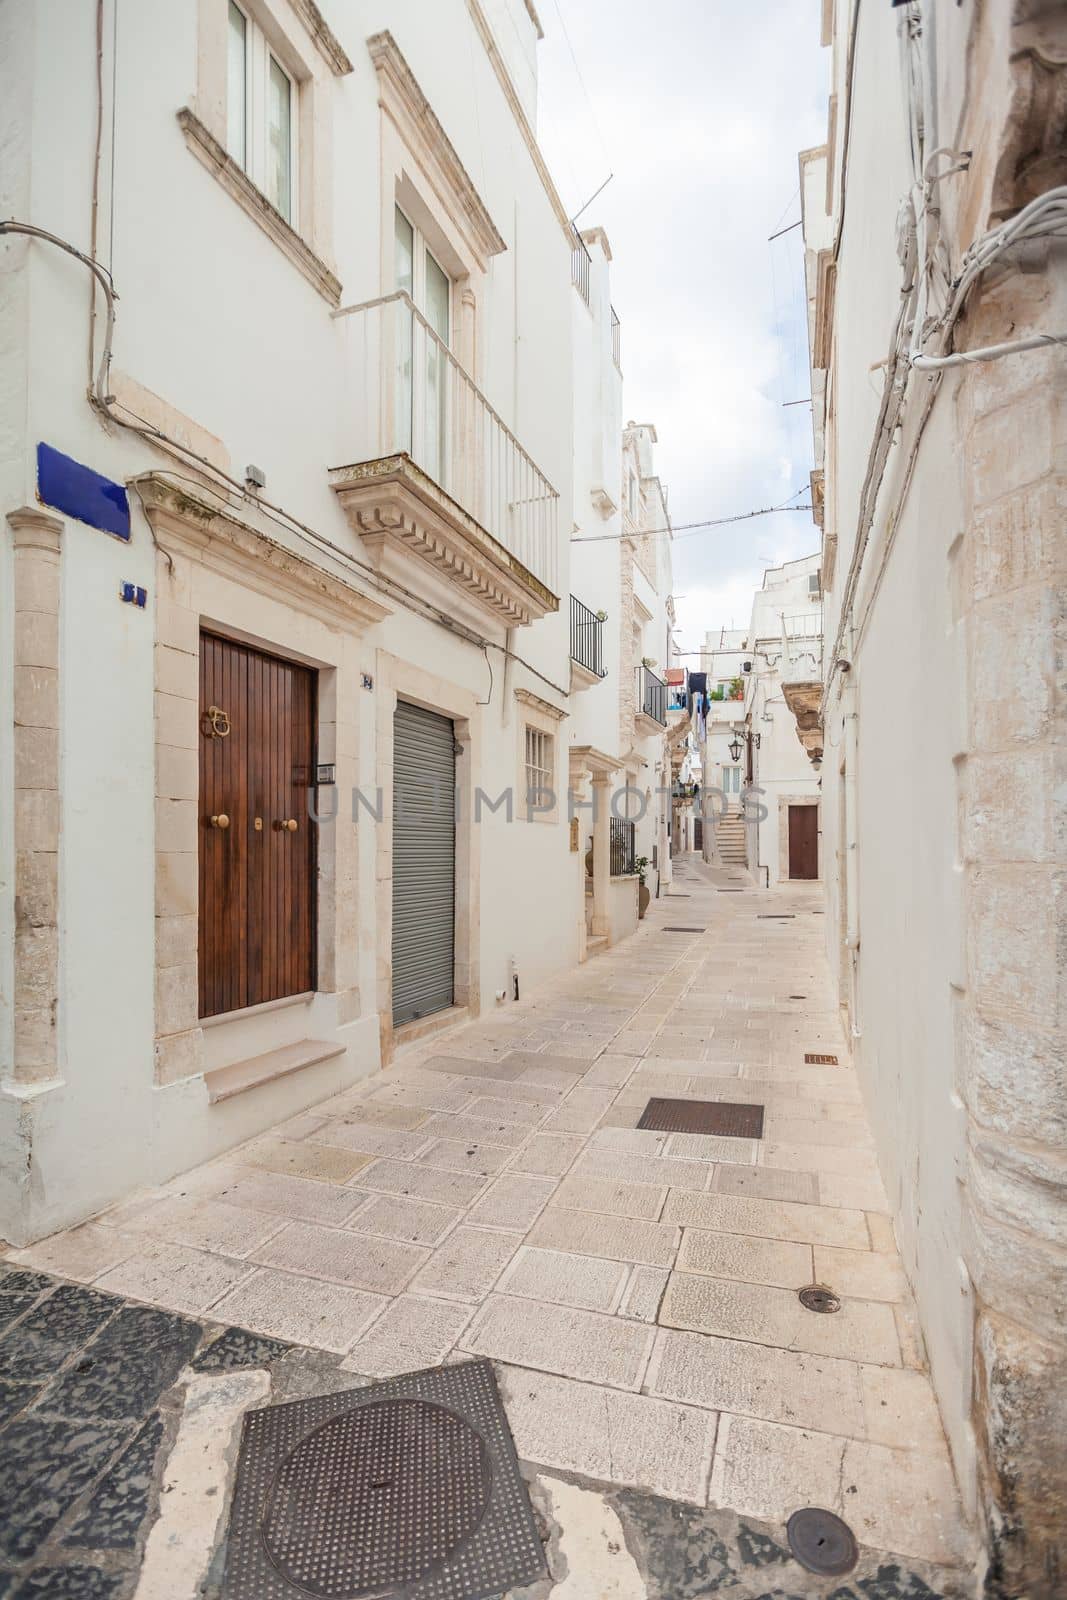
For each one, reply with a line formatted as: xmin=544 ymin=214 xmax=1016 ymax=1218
xmin=955 ymin=245 xmax=1067 ymax=1600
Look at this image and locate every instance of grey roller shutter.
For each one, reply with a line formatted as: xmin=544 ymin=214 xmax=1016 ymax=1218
xmin=392 ymin=701 xmax=456 ymax=1026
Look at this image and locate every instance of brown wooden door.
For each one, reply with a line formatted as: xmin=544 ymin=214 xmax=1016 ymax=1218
xmin=199 ymin=634 xmax=316 ymax=1019
xmin=788 ymin=804 xmax=819 ymax=880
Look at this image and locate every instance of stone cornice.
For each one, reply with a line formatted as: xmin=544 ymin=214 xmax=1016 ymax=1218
xmin=135 ymin=475 xmax=390 ymax=629
xmin=367 ymin=31 xmax=506 ymax=268
xmin=465 ymin=0 xmax=574 ymax=243
xmin=569 ymin=745 xmax=621 ymax=779
xmin=330 ymin=454 xmax=558 ymax=627
xmin=291 ymin=0 xmax=353 ymax=75
xmin=514 ymin=686 xmax=568 ymax=721
xmin=177 ymin=109 xmax=342 ymax=305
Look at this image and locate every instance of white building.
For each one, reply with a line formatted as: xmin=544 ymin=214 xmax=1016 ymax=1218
xmin=743 ymin=555 xmax=823 ymax=886
xmin=801 ymin=2 xmax=1066 ymax=1589
xmin=0 ymin=0 xmax=629 ymax=1245
xmin=566 ymin=242 xmax=677 ymax=947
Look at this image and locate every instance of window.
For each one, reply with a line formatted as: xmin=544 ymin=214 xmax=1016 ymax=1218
xmin=395 ymin=204 xmax=452 ymax=482
xmin=267 ymin=56 xmax=293 ymax=219
xmin=808 ymin=571 xmax=822 ymax=596
xmin=227 ymin=2 xmax=247 ymax=167
xmin=524 ymin=726 xmax=553 ymax=805
xmin=226 ymin=2 xmax=297 ymax=225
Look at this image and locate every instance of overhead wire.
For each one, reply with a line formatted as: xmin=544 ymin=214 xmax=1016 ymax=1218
xmin=572 ymin=498 xmax=813 ymax=545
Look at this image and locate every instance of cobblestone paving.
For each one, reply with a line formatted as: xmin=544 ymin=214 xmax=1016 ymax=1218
xmin=5 ymin=860 xmax=978 ymax=1596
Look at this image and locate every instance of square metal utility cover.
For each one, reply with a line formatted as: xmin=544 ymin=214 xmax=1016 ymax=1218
xmin=221 ymin=1358 xmax=544 ymax=1600
xmin=638 ymin=1097 xmax=765 ymax=1139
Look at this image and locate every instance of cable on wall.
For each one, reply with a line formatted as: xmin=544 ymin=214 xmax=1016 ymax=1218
xmin=816 ymin=0 xmax=1067 ymax=721
xmin=0 ymin=219 xmax=575 ymax=707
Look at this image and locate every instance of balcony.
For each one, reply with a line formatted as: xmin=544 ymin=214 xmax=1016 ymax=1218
xmin=635 ymin=664 xmax=667 ymax=734
xmin=666 ymin=668 xmax=689 ymax=721
xmin=570 ymin=595 xmax=607 ymax=689
xmin=330 ymin=292 xmax=559 ymax=627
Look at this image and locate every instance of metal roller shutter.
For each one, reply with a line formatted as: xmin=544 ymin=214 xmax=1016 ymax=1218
xmin=392 ymin=701 xmax=456 ymax=1026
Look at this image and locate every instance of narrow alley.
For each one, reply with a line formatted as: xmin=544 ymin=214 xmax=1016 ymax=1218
xmin=6 ymin=860 xmax=972 ymax=1597
xmin=3 ymin=0 xmax=1064 ymax=1592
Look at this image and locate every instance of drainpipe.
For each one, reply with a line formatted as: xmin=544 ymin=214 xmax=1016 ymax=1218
xmin=842 ymin=670 xmax=861 ymax=1035
xmin=502 ymin=626 xmax=516 ymax=727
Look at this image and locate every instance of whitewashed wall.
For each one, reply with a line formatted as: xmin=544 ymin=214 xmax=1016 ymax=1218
xmin=0 ymin=0 xmax=582 ymax=1241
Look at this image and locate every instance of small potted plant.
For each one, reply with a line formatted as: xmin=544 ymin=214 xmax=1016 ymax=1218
xmin=635 ymin=855 xmax=651 ymax=918
xmin=729 ymin=675 xmax=745 ymax=700
xmin=641 ymin=655 xmax=656 ymax=670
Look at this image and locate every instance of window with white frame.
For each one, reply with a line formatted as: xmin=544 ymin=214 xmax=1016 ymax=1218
xmin=524 ymin=726 xmax=553 ymax=803
xmin=227 ymin=0 xmax=297 ymax=224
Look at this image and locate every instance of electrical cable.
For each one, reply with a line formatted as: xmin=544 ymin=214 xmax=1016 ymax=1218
xmin=572 ymin=492 xmax=813 ymax=544
xmin=0 ymin=219 xmax=574 ymax=706
xmin=816 ymin=0 xmax=1067 ymax=723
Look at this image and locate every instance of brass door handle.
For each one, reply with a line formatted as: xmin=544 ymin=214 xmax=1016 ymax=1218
xmin=210 ymin=813 xmax=230 ymax=830
xmin=274 ymin=818 xmax=298 ymax=832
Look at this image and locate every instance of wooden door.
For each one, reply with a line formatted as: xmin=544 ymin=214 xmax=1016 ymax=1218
xmin=788 ymin=804 xmax=819 ymax=880
xmin=199 ymin=634 xmax=316 ymax=1019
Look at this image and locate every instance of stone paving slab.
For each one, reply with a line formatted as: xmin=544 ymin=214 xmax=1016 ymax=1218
xmin=660 ymin=1270 xmax=902 ymax=1365
xmin=498 ymin=1366 xmax=716 ymax=1502
xmin=461 ymin=1295 xmax=656 ymax=1389
xmin=497 ymin=1246 xmax=630 ymax=1312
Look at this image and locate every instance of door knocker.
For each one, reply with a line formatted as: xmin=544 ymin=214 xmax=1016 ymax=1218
xmin=201 ymin=705 xmax=231 ymax=739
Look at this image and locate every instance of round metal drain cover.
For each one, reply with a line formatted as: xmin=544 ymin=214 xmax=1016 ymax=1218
xmin=799 ymin=1284 xmax=841 ymax=1314
xmin=786 ymin=1507 xmax=858 ymax=1575
xmin=261 ymin=1397 xmax=492 ymax=1597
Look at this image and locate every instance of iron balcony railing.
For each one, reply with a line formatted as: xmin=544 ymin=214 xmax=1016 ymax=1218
xmin=336 ymin=291 xmax=559 ymax=594
xmin=781 ymin=608 xmax=824 ymax=639
xmin=640 ymin=665 xmax=667 ymax=726
xmin=570 ymin=595 xmax=606 ymax=677
xmin=571 ymin=227 xmax=591 ymax=306
xmin=610 ymin=817 xmax=636 ymax=877
xmin=610 ymin=306 xmax=621 ymax=367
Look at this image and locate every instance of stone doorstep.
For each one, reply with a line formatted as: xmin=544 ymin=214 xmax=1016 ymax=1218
xmin=203 ymin=1039 xmax=345 ymax=1104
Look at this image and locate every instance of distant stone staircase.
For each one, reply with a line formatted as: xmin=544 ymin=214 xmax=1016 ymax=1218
xmin=714 ymin=811 xmax=748 ymax=867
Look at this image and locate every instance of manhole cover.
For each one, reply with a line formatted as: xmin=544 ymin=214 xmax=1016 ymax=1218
xmin=262 ymin=1399 xmax=491 ymax=1596
xmin=804 ymin=1053 xmax=838 ymax=1065
xmin=223 ymin=1359 xmax=544 ymax=1600
xmin=786 ymin=1507 xmax=858 ymax=1575
xmin=799 ymin=1284 xmax=841 ymax=1314
xmin=638 ymin=1097 xmax=764 ymax=1139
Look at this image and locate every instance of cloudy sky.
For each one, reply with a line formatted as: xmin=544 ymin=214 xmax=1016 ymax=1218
xmin=535 ymin=0 xmax=829 ymax=656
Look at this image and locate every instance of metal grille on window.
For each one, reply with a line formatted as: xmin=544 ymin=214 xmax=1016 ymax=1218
xmin=525 ymin=727 xmax=552 ymax=803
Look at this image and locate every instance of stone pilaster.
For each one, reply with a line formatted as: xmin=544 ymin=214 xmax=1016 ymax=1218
xmin=7 ymin=507 xmax=63 ymax=1087
xmin=955 ymin=245 xmax=1067 ymax=1600
xmin=590 ymin=773 xmax=611 ymax=939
